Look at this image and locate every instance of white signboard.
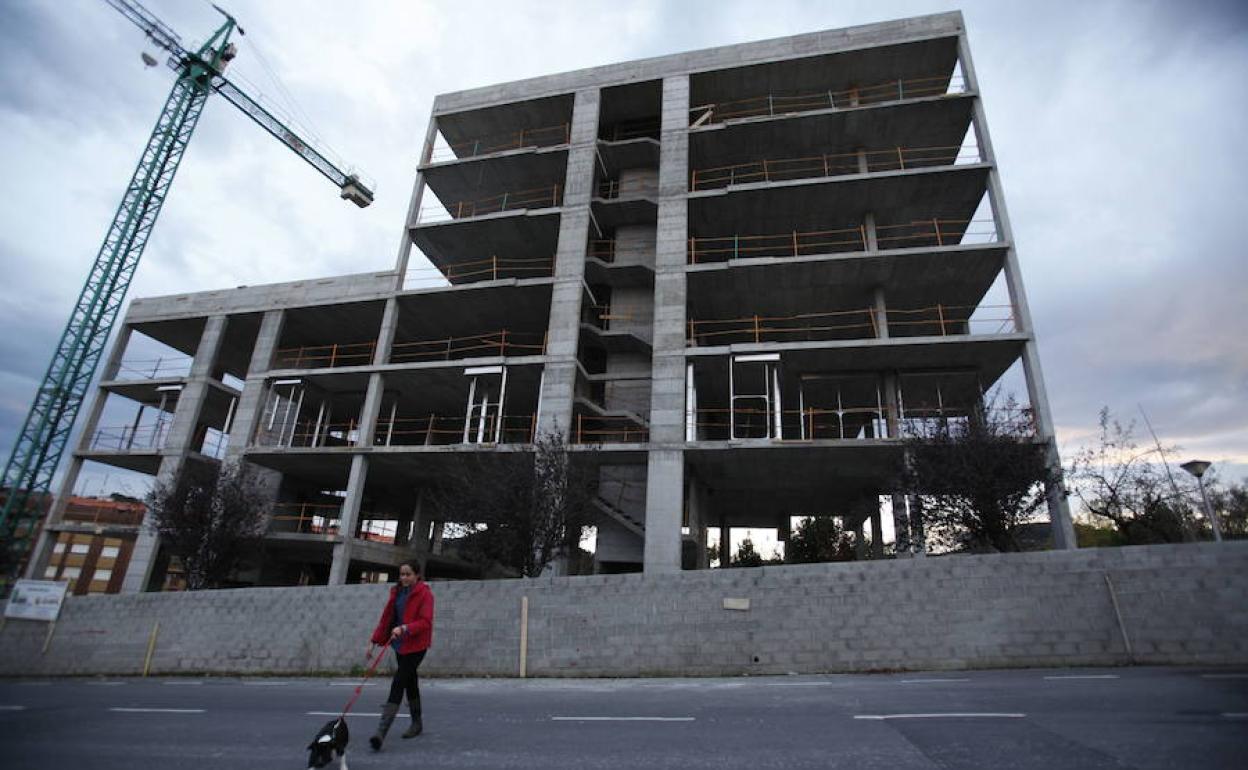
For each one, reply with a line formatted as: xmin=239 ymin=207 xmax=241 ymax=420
xmin=4 ymin=579 xmax=69 ymax=622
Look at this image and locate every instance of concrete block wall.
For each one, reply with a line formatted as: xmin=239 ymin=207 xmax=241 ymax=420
xmin=2 ymin=543 xmax=1245 ymax=678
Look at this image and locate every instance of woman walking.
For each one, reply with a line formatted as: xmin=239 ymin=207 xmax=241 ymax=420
xmin=367 ymin=561 xmax=435 ymax=751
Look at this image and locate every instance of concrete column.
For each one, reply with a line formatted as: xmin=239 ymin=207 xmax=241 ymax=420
xmin=159 ymin=316 xmax=228 ymax=454
xmin=356 ymin=372 xmax=387 ymax=449
xmin=537 ymin=88 xmax=599 ymax=439
xmin=686 ymin=474 xmax=709 ymax=569
xmin=122 ymin=315 xmax=229 ymax=593
xmin=908 ymin=494 xmax=927 ymax=556
xmin=718 ymin=514 xmax=729 ymax=568
xmin=406 ymin=489 xmax=427 ymax=551
xmin=31 ymin=321 xmax=141 ymax=576
xmin=643 ymin=450 xmax=684 ymax=574
xmin=226 ymin=310 xmax=285 ymax=457
xmin=373 ymin=297 xmax=399 ymax=366
xmin=101 ymin=325 xmax=133 ymax=382
xmin=872 ymin=285 xmax=889 ymax=339
xmin=870 ymin=502 xmax=884 ymax=559
xmin=392 ymin=113 xmax=440 ymax=286
xmin=328 ymin=454 xmax=369 ymax=584
xmin=890 ymin=493 xmax=911 ymax=556
xmin=642 ymin=75 xmax=691 ymax=574
xmin=957 ymin=33 xmax=1075 ymax=550
xmin=430 ymin=521 xmax=444 ymax=555
xmin=863 ymin=211 xmax=878 ymax=251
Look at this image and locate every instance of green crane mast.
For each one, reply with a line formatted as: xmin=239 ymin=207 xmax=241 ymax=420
xmin=0 ymin=0 xmax=373 ymax=586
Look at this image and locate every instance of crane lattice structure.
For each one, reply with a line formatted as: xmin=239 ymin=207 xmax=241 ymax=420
xmin=0 ymin=0 xmax=372 ymax=587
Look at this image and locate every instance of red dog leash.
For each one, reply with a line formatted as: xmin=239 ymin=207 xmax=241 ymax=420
xmin=340 ymin=643 xmax=390 ymax=718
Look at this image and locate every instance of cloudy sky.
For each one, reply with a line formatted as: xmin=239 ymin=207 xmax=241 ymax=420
xmin=1 ymin=0 xmax=1246 ymax=509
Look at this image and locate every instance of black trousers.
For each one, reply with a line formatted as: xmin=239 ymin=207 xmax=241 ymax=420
xmin=387 ymin=650 xmax=427 ymax=716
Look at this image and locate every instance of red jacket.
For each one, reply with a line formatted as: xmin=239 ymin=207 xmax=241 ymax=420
xmin=370 ymin=580 xmax=434 ymax=654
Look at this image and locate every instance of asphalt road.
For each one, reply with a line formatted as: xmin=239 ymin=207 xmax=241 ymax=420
xmin=1 ymin=666 xmax=1245 ymax=769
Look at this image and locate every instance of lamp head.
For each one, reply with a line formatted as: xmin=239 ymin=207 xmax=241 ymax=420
xmin=1180 ymin=460 xmax=1212 ymax=480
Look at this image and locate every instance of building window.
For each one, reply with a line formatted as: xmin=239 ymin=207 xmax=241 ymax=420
xmin=62 ymin=567 xmax=81 ymax=579
xmin=101 ymin=546 xmax=120 ymax=559
xmin=93 ymin=569 xmax=113 ymax=582
xmin=44 ymin=566 xmax=58 ymax=579
xmin=53 ymin=542 xmax=66 ymax=554
xmin=70 ymin=543 xmax=90 ymax=555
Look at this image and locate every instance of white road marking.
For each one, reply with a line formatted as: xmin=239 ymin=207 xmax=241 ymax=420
xmin=1043 ymin=675 xmax=1120 ymax=680
xmin=86 ymin=681 xmax=125 ymax=686
xmin=766 ymin=681 xmax=837 ymax=687
xmin=0 ymin=705 xmax=27 ymax=711
xmin=855 ymin=713 xmax=1025 ymax=720
xmin=109 ymin=707 xmax=205 ymax=714
xmin=551 ymin=716 xmax=696 ymax=722
xmin=162 ymin=680 xmax=203 ymax=686
xmin=1201 ymin=673 xmax=1248 ymax=679
xmin=243 ymin=681 xmax=290 ymax=686
xmin=329 ymin=682 xmax=377 ymax=687
xmin=306 ymin=711 xmax=410 ymax=719
xmin=900 ymin=678 xmax=971 ymax=684
xmin=1222 ymin=713 xmax=1248 ymax=718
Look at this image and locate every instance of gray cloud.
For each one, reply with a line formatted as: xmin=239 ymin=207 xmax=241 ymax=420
xmin=2 ymin=0 xmax=1245 ymax=497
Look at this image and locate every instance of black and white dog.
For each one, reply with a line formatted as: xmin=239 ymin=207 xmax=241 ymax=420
xmin=306 ymin=717 xmax=349 ymax=770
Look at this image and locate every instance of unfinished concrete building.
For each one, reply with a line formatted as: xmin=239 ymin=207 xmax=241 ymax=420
xmin=28 ymin=11 xmax=1075 ymax=590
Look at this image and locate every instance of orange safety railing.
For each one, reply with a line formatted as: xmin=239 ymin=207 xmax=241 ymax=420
xmin=389 ymin=329 xmax=547 ymax=363
xmin=403 ymin=256 xmax=555 ymax=289
xmin=573 ymin=414 xmax=650 ymax=444
xmin=596 ymin=177 xmax=657 ymax=200
xmin=690 ymin=144 xmax=982 ymax=190
xmin=687 ymin=303 xmax=1016 ymax=346
xmin=373 ymin=413 xmax=537 ymax=446
xmin=256 ymin=418 xmax=360 ymax=449
xmin=418 ymin=184 xmax=562 ymax=223
xmin=689 ymin=308 xmax=876 ymax=345
xmin=270 ymin=502 xmax=342 ymax=536
xmin=63 ymin=501 xmax=146 ymax=527
xmin=887 ymin=304 xmax=1017 ymax=336
xmin=586 ymin=304 xmax=646 ymax=331
xmin=689 ymin=225 xmax=867 ymax=263
xmin=114 ymin=356 xmax=192 ymax=380
xmin=690 ymin=406 xmax=887 ymax=441
xmin=687 ymin=218 xmax=999 ymax=263
xmin=356 ymin=517 xmax=398 ymax=544
xmin=587 ymin=239 xmax=616 ymax=262
xmin=689 ymin=72 xmax=967 ymax=125
xmin=875 ymin=218 xmax=999 ymax=250
xmin=90 ymin=423 xmax=170 ymax=451
xmin=428 ymin=123 xmax=571 ymax=163
xmin=274 ymin=340 xmax=376 ymax=369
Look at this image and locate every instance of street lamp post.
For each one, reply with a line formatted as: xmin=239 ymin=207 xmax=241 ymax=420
xmin=1180 ymin=460 xmax=1222 ymax=543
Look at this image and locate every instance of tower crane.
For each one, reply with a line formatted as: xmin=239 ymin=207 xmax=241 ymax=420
xmin=0 ymin=0 xmax=373 ymax=585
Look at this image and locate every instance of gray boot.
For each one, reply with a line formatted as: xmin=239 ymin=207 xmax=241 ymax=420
xmin=401 ymin=708 xmax=422 ymax=739
xmin=369 ymin=702 xmax=400 ymax=751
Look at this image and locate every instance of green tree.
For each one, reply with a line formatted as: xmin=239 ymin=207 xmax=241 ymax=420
xmin=145 ymin=460 xmax=270 ymax=590
xmin=1210 ymin=482 xmax=1248 ymax=539
xmin=785 ymin=516 xmax=856 ymax=563
xmin=731 ymin=537 xmax=764 ymax=568
xmin=431 ymin=431 xmax=597 ymax=577
xmin=897 ymin=395 xmax=1053 ymax=552
xmin=1066 ymin=408 xmax=1198 ymax=544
